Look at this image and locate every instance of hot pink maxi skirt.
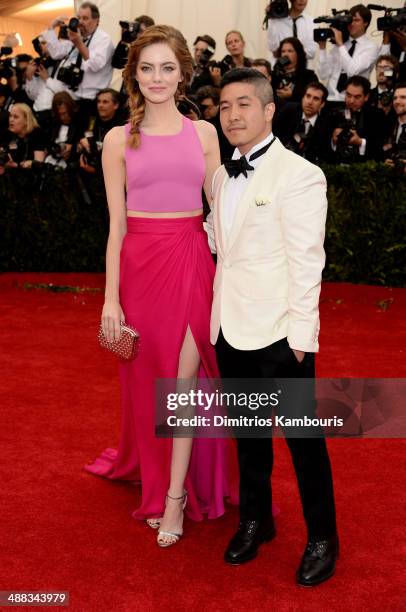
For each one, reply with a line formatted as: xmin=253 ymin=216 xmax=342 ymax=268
xmin=85 ymin=215 xmax=239 ymax=520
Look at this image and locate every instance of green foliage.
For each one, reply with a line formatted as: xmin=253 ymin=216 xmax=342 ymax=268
xmin=322 ymin=161 xmax=406 ymax=287
xmin=1 ymin=162 xmax=405 ymax=286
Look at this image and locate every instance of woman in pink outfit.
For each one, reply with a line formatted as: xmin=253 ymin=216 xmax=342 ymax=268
xmin=85 ymin=25 xmax=237 ymax=546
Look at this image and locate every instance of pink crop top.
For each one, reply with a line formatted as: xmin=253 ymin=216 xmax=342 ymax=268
xmin=124 ymin=116 xmax=205 ymax=212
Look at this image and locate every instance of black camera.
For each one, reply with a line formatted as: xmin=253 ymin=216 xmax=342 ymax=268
xmin=119 ymin=20 xmax=141 ymax=44
xmin=332 ymin=110 xmax=358 ymax=161
xmin=48 ymin=141 xmax=66 ymax=160
xmin=59 ymin=17 xmax=80 ymax=40
xmin=264 ymin=0 xmax=289 ymax=26
xmin=272 ymin=56 xmax=294 ymax=89
xmin=57 ymin=65 xmax=84 ymax=90
xmin=367 ymin=5 xmax=406 ymax=31
xmin=82 ymin=131 xmax=102 ymax=168
xmin=111 ymin=21 xmax=141 ymax=69
xmin=379 ymin=89 xmax=394 ymax=107
xmin=0 ymin=48 xmax=14 ymax=80
xmin=313 ymin=10 xmax=352 ymax=44
xmin=199 ymin=46 xmax=215 ymax=68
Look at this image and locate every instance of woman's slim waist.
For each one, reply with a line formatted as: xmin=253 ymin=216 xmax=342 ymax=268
xmin=127 ymin=207 xmax=203 ymax=219
xmin=125 ymin=211 xmax=205 ymax=234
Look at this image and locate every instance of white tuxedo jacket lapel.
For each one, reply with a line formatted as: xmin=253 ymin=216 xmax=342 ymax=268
xmin=219 ymin=138 xmax=286 ymax=255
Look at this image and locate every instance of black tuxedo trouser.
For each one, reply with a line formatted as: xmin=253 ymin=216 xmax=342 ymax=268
xmin=215 ymin=329 xmax=337 ymax=539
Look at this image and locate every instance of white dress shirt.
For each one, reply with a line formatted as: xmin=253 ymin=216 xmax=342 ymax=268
xmin=24 ymin=69 xmax=65 ymax=112
xmin=41 ymin=27 xmax=114 ymax=100
xmin=302 ymin=112 xmax=318 ymax=132
xmin=222 ymin=133 xmax=276 ymax=238
xmin=319 ymin=34 xmax=379 ymax=102
xmin=267 ymin=13 xmax=317 ymax=64
xmin=204 ymin=133 xmax=275 ymax=253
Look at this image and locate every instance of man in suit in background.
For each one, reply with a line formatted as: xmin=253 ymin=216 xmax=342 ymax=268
xmin=273 ymin=81 xmax=330 ymax=164
xmin=329 ymin=75 xmax=386 ymax=162
xmin=205 ymin=68 xmax=338 ymax=586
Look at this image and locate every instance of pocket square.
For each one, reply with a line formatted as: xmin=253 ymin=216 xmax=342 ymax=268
xmin=255 ymin=195 xmax=271 ymax=207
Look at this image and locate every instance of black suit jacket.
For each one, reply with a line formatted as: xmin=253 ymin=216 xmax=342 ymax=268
xmin=273 ymin=103 xmax=331 ymax=164
xmin=327 ymin=105 xmax=387 ymax=162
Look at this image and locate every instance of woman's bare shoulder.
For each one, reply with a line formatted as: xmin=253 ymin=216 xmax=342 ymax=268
xmin=193 ymin=119 xmax=218 ymax=152
xmin=194 ymin=119 xmax=217 ymax=138
xmin=104 ymin=124 xmax=127 ymax=147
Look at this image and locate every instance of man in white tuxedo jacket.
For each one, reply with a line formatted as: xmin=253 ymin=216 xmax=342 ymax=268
xmin=205 ymin=68 xmax=338 ymax=586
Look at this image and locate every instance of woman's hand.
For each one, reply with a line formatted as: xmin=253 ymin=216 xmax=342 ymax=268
xmin=102 ymin=300 xmax=125 ymax=342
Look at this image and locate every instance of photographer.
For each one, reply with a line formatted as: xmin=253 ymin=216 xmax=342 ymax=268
xmin=189 ymin=35 xmax=220 ymax=94
xmin=369 ymin=54 xmax=399 ymax=115
xmin=41 ymin=2 xmax=114 ymax=117
xmin=272 ymin=37 xmax=317 ymax=104
xmin=24 ymin=36 xmax=63 ymax=132
xmin=0 ymin=103 xmax=45 ymax=174
xmin=221 ymin=31 xmax=252 ymax=71
xmin=266 ymin=0 xmax=317 ymax=65
xmin=78 ymin=88 xmax=124 ymax=174
xmin=44 ymin=91 xmax=81 ymax=168
xmin=318 ymin=4 xmax=378 ymax=102
xmin=383 ymin=82 xmax=406 ymax=174
xmin=380 ymin=3 xmax=406 ymax=81
xmin=112 ymin=14 xmax=155 ymax=70
xmin=273 ymin=81 xmax=330 ymax=164
xmin=329 ymin=75 xmax=386 ymax=163
xmin=4 ymin=54 xmax=34 ymax=107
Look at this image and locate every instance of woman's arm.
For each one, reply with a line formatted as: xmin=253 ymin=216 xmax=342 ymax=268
xmin=101 ymin=126 xmax=127 ymax=341
xmin=196 ymin=120 xmax=221 ymax=205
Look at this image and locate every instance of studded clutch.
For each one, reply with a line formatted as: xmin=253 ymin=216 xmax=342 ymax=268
xmin=98 ymin=321 xmax=140 ymax=360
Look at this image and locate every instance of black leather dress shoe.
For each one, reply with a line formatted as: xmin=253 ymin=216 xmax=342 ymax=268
xmin=224 ymin=518 xmax=276 ymax=565
xmin=296 ymin=534 xmax=339 ymax=586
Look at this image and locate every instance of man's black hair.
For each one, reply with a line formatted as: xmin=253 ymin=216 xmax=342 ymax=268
xmin=304 ymin=81 xmax=328 ymax=103
xmin=346 ymin=75 xmax=371 ymax=95
xmin=350 ymin=4 xmax=372 ymax=29
xmin=220 ymin=68 xmax=274 ymax=105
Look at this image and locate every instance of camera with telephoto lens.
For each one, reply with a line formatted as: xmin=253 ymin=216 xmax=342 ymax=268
xmin=332 ymin=109 xmax=358 ymax=161
xmin=263 ymin=0 xmax=289 ymax=27
xmin=48 ymin=141 xmax=66 ymax=160
xmin=59 ymin=17 xmax=80 ymax=40
xmin=119 ymin=21 xmax=141 ymax=44
xmin=198 ymin=46 xmax=216 ymax=68
xmin=367 ymin=5 xmax=406 ymax=31
xmin=111 ymin=21 xmax=141 ymax=69
xmin=272 ymin=56 xmax=294 ymax=89
xmin=0 ymin=47 xmax=15 ymax=80
xmin=82 ymin=131 xmax=102 ymax=168
xmin=57 ymin=65 xmax=84 ymax=90
xmin=313 ymin=10 xmax=352 ymax=43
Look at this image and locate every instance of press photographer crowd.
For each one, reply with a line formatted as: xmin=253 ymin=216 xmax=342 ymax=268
xmin=0 ymin=0 xmax=405 ymax=178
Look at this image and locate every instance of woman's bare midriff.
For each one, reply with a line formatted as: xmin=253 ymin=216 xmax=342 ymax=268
xmin=127 ymin=208 xmax=203 ymax=218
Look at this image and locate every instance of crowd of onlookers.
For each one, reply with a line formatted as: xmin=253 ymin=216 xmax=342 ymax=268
xmin=0 ymin=1 xmax=405 ymax=177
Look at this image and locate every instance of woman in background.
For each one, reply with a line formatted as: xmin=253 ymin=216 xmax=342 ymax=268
xmin=273 ymin=37 xmax=317 ymax=104
xmin=0 ymin=103 xmax=45 ymax=171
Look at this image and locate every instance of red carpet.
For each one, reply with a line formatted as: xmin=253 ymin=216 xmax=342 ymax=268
xmin=1 ymin=273 xmax=405 ymax=612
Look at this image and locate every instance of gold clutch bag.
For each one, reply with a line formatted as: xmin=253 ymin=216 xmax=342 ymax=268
xmin=98 ymin=321 xmax=140 ymax=360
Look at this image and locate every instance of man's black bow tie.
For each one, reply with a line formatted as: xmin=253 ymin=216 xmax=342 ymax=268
xmin=224 ymin=136 xmax=276 ymax=178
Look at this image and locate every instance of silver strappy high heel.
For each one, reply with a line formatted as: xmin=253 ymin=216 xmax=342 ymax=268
xmin=157 ymin=491 xmax=187 ymax=548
